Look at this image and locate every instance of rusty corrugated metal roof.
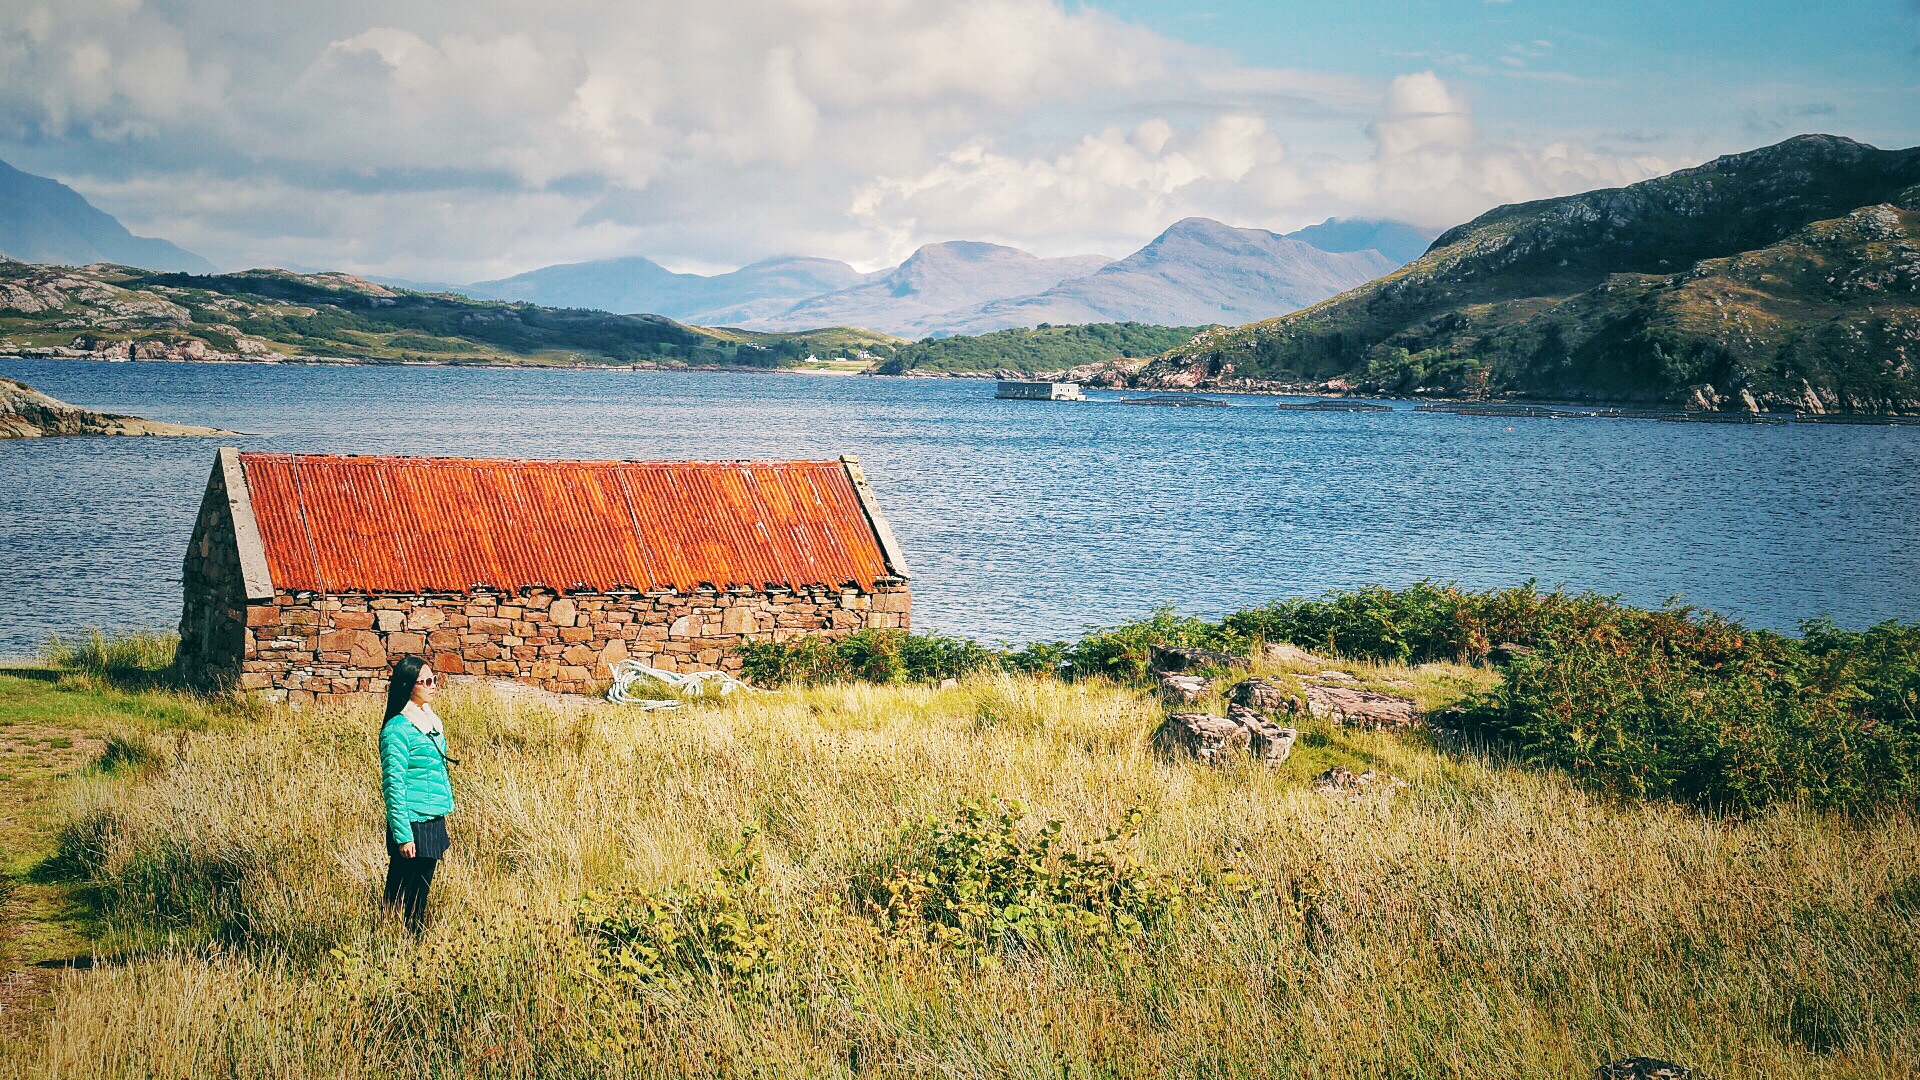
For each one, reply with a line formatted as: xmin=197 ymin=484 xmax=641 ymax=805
xmin=236 ymin=453 xmax=900 ymax=595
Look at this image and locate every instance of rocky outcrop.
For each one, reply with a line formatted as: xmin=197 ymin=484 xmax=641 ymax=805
xmin=1302 ymin=685 xmax=1422 ymax=731
xmin=1158 ymin=674 xmax=1212 ymax=705
xmin=1157 ymin=709 xmax=1296 ymax=767
xmin=1313 ymin=766 xmax=1406 ymax=796
xmin=1226 ymin=704 xmax=1298 ymax=765
xmin=1229 ymin=676 xmax=1298 ymax=713
xmin=66 ymin=332 xmax=279 ymax=361
xmin=1149 ymin=644 xmax=1243 ymax=674
xmin=1053 ymin=355 xmax=1150 ymax=388
xmin=0 ymin=376 xmax=231 ymax=438
xmin=1593 ymin=1060 xmax=1694 ymax=1080
xmin=1261 ymin=642 xmax=1327 ymax=666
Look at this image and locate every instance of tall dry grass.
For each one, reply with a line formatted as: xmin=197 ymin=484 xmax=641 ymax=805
xmin=8 ymin=669 xmax=1919 ymax=1078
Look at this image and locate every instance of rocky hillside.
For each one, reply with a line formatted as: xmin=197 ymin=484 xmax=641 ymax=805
xmin=1142 ymin=135 xmax=1920 ymax=414
xmin=0 ymin=159 xmax=212 ymax=273
xmin=0 ymin=376 xmax=229 ymax=438
xmin=0 ymin=262 xmax=898 ymax=368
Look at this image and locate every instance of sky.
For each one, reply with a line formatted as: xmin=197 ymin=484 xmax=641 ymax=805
xmin=0 ymin=0 xmax=1915 ymax=281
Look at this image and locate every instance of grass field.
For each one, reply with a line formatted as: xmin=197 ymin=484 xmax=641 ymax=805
xmin=0 ymin=635 xmax=1915 ymax=1078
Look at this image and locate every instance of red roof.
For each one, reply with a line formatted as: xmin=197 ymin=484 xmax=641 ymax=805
xmin=236 ymin=453 xmax=903 ymax=595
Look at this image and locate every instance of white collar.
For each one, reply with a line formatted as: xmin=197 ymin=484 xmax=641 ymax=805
xmin=401 ymin=700 xmax=443 ymax=737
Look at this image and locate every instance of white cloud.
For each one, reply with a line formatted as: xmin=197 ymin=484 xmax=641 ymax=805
xmin=0 ymin=1 xmax=1673 ymax=278
xmin=0 ymin=0 xmax=228 ymax=139
xmin=854 ymin=71 xmax=1671 ymax=253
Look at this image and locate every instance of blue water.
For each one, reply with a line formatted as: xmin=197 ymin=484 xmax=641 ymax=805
xmin=3 ymin=357 xmax=1918 ymax=659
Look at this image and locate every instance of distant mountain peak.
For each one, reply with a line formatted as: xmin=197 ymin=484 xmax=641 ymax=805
xmin=0 ymin=159 xmax=213 ymax=273
xmin=900 ymin=240 xmax=1048 ymax=266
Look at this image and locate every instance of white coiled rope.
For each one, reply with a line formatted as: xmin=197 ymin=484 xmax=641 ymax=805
xmin=605 ymin=659 xmax=759 ymax=709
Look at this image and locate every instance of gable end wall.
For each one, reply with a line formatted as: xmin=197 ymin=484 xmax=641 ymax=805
xmin=175 ymin=459 xmax=247 ymax=688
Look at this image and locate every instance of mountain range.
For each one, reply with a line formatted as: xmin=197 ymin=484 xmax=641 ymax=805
xmin=1141 ymin=134 xmax=1920 ymax=414
xmin=0 ymin=160 xmax=212 ymax=273
xmin=460 ymin=217 xmax=1433 ymax=337
xmin=0 ymin=155 xmax=1431 ymax=338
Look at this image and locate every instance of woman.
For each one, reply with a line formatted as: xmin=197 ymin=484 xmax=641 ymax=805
xmin=379 ymin=655 xmax=455 ymax=932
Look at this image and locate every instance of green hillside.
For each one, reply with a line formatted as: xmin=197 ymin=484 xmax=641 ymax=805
xmin=877 ymin=322 xmax=1210 ymax=375
xmin=0 ymin=262 xmax=900 ymax=368
xmin=1142 ymin=135 xmax=1920 ymax=414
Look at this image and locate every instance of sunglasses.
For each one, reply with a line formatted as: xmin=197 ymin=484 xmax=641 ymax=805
xmin=417 ymin=673 xmax=437 ymax=685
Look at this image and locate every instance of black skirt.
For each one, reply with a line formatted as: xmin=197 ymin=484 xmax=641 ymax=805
xmin=388 ymin=816 xmax=450 ymax=861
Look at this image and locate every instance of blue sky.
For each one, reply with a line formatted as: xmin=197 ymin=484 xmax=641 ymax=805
xmin=1101 ymin=0 xmax=1917 ymax=151
xmin=0 ymin=0 xmax=1912 ymax=279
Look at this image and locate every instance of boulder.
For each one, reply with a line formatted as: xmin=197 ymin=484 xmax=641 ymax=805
xmin=1226 ymin=704 xmax=1297 ymax=765
xmin=1229 ymin=676 xmax=1298 ymax=714
xmin=1157 ymin=711 xmax=1248 ymax=764
xmin=1303 ymin=685 xmax=1421 ymax=730
xmin=1313 ymin=766 xmax=1406 ymax=796
xmin=1593 ymin=1060 xmax=1694 ymax=1080
xmin=1488 ymin=642 xmax=1535 ymax=665
xmin=1260 ymin=642 xmax=1325 ymax=666
xmin=1149 ymin=644 xmax=1242 ymax=674
xmin=1158 ymin=708 xmax=1296 ymax=767
xmin=1 ymin=376 xmax=233 ymax=439
xmin=1158 ymin=673 xmax=1212 ymax=704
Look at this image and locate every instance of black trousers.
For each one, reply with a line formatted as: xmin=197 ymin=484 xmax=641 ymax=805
xmin=383 ymin=853 xmax=438 ymax=930
xmin=383 ymin=818 xmax=448 ymax=931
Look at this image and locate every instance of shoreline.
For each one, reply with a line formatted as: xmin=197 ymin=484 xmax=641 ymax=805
xmin=6 ymin=350 xmax=1920 ymax=421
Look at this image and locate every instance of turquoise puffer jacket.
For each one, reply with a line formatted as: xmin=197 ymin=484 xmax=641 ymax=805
xmin=380 ymin=716 xmax=455 ymax=845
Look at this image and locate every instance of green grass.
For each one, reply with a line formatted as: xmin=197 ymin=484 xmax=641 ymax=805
xmin=1 ymin=667 xmax=1915 ymax=1077
xmin=0 ymin=632 xmax=246 ymax=975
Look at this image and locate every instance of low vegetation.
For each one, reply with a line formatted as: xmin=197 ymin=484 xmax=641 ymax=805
xmin=748 ymin=585 xmax=1920 ymax=814
xmin=1 ymin=595 xmax=1916 ymax=1077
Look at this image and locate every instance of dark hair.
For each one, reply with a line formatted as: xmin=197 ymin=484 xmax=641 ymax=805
xmin=382 ymin=655 xmax=429 ymax=731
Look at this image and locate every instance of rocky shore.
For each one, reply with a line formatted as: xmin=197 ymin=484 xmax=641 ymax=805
xmin=0 ymin=376 xmax=234 ymax=438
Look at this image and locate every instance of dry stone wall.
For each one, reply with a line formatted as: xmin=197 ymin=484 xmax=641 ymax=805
xmin=234 ymin=584 xmax=910 ymax=706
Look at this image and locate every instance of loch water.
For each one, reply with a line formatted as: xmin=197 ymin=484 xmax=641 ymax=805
xmin=3 ymin=357 xmax=1918 ymax=659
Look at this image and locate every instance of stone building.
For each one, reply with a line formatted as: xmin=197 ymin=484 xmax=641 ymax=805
xmin=175 ymin=448 xmax=911 ymax=705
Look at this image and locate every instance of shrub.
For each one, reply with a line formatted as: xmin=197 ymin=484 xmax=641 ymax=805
xmin=999 ymin=638 xmax=1068 ymax=676
xmin=1221 ymin=581 xmax=1658 ymax=664
xmin=572 ymin=831 xmax=781 ymax=999
xmin=866 ymin=800 xmax=1197 ymax=954
xmin=736 ymin=635 xmax=843 ymax=687
xmin=1061 ymin=606 xmax=1241 ymax=681
xmin=1455 ymin=613 xmax=1920 ymax=812
xmin=737 ymin=629 xmax=999 ymax=687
